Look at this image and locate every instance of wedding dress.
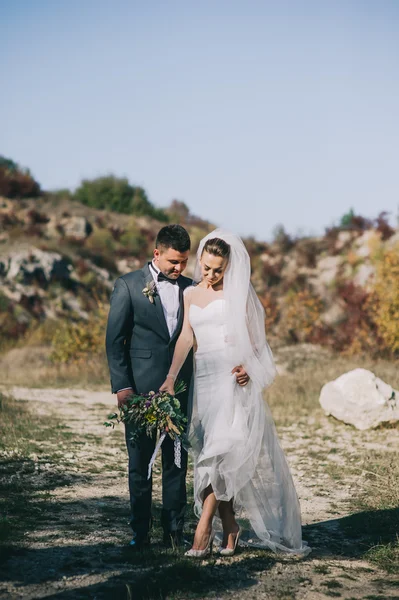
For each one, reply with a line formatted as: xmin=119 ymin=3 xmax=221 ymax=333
xmin=170 ymin=229 xmax=310 ymax=556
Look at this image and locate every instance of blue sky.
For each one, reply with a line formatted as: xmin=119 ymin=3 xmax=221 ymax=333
xmin=2 ymin=0 xmax=399 ymax=240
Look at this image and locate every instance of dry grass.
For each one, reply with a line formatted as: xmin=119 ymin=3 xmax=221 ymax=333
xmin=0 ymin=392 xmax=80 ymax=551
xmin=0 ymin=345 xmax=109 ymax=388
xmin=0 ymin=344 xmax=398 ymax=598
xmin=268 ymin=345 xmax=399 ymax=575
xmin=268 ymin=344 xmax=399 ymax=424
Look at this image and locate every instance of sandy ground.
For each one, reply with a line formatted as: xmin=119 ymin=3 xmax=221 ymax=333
xmin=0 ymin=385 xmax=398 ymax=600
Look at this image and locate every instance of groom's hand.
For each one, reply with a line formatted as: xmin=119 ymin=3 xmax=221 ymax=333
xmin=232 ymin=366 xmax=249 ymax=386
xmin=117 ymin=388 xmax=133 ymax=408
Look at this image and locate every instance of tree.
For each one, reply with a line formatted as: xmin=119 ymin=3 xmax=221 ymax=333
xmin=340 ymin=208 xmax=355 ymax=228
xmin=74 ymin=175 xmax=168 ymax=221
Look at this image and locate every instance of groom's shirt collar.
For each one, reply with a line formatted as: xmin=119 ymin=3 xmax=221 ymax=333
xmin=149 ymin=260 xmax=160 ymax=276
xmin=148 ymin=261 xmax=180 ymax=337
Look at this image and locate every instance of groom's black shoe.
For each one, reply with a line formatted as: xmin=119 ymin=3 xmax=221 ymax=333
xmin=162 ymin=530 xmax=190 ymax=549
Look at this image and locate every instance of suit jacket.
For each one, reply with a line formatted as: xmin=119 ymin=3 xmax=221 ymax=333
xmin=105 ymin=263 xmax=194 ymax=397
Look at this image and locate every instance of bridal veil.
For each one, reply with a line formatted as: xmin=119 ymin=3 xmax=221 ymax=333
xmin=188 ymin=229 xmax=310 ymax=556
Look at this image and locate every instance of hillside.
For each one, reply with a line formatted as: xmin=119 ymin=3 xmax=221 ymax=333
xmin=1 ymin=168 xmax=398 ymax=596
xmin=0 ymin=178 xmax=399 ymax=377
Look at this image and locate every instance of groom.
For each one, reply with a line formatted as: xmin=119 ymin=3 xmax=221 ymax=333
xmin=106 ymin=224 xmax=249 ymax=550
xmin=106 ymin=224 xmax=194 ymax=549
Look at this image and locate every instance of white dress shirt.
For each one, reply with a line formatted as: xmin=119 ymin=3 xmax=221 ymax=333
xmin=149 ymin=261 xmax=180 ymax=337
xmin=117 ymin=262 xmax=180 ymax=393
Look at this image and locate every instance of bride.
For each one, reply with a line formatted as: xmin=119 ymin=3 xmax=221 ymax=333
xmin=160 ymin=229 xmax=310 ymax=558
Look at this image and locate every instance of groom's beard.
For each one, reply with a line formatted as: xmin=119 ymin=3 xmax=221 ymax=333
xmin=156 ymin=263 xmax=187 ymax=279
xmin=159 ymin=267 xmax=181 ymax=279
xmin=165 ymin=269 xmax=180 ymax=278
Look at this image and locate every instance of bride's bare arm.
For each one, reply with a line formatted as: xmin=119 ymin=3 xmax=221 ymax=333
xmin=159 ymin=290 xmax=194 ymax=395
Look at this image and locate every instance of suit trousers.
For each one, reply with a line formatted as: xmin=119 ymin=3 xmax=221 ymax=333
xmin=125 ymin=423 xmax=188 ymax=538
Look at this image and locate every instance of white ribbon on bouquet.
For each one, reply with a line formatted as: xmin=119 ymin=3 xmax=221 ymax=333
xmin=147 ymin=432 xmax=182 ymax=480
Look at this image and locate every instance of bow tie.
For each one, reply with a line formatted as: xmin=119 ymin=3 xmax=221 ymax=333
xmin=157 ymin=272 xmax=178 ymax=285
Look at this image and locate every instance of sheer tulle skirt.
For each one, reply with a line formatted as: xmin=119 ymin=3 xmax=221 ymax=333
xmin=188 ymin=347 xmax=310 ymax=556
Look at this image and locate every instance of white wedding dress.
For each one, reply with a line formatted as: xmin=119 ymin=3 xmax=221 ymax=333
xmin=187 ymin=290 xmax=310 ymax=556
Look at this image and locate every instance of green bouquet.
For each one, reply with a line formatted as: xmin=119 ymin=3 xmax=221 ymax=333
xmin=104 ymin=380 xmax=187 ymax=447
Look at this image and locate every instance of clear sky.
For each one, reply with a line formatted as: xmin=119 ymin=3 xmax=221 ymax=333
xmin=2 ymin=0 xmax=399 ymax=240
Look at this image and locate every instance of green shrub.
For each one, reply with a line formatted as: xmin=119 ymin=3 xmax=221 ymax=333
xmin=339 ymin=208 xmax=355 ymax=228
xmin=74 ymin=175 xmax=168 ymax=220
xmin=0 ymin=292 xmax=10 ymax=312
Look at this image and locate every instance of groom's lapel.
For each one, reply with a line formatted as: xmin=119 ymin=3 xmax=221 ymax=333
xmin=141 ymin=263 xmax=170 ymax=341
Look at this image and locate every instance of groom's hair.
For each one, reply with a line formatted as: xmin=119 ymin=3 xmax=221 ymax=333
xmin=156 ymin=224 xmax=191 ymax=253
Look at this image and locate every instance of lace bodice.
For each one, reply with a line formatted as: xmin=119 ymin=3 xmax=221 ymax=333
xmin=189 ymin=298 xmax=226 ymax=353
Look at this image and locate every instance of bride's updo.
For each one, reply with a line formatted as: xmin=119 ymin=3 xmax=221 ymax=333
xmin=202 ymin=237 xmax=231 ymax=260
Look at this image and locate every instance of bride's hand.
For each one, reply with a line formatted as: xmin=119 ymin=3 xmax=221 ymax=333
xmin=232 ymin=365 xmax=250 ymax=386
xmin=159 ymin=376 xmax=175 ymax=396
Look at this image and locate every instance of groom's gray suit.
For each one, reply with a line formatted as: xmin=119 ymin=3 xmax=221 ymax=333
xmin=105 ymin=262 xmax=193 ymax=540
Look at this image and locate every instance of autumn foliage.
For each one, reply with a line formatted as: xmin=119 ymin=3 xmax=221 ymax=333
xmin=0 ymin=156 xmax=41 ymax=199
xmin=283 ymin=289 xmax=325 ymax=344
xmin=368 ymin=247 xmax=399 ymax=354
xmin=50 ymin=304 xmax=107 ymax=364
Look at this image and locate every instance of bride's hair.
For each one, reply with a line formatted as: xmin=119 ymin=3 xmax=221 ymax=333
xmin=202 ymin=237 xmax=230 ymax=260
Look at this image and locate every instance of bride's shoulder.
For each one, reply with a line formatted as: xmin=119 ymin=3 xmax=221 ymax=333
xmin=183 ymin=283 xmax=202 ymax=301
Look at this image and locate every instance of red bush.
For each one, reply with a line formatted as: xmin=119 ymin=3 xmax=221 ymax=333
xmin=331 ymin=282 xmax=379 ymax=353
xmin=375 ymin=212 xmax=395 ymax=241
xmin=0 ymin=166 xmax=41 ymax=198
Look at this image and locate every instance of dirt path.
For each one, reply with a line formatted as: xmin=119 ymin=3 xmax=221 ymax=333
xmin=0 ymin=386 xmax=398 ymax=600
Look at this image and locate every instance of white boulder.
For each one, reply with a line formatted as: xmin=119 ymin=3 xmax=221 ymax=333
xmin=319 ymin=368 xmax=399 ymax=430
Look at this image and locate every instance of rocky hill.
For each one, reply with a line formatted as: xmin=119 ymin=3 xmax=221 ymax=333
xmin=0 ymin=193 xmax=398 ymax=362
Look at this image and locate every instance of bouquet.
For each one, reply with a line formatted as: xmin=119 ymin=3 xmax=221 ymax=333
xmin=104 ymin=381 xmax=187 ymax=478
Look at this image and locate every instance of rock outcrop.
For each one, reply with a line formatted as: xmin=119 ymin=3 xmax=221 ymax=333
xmin=0 ymin=246 xmax=114 ymax=327
xmin=2 ymin=248 xmax=71 ymax=286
